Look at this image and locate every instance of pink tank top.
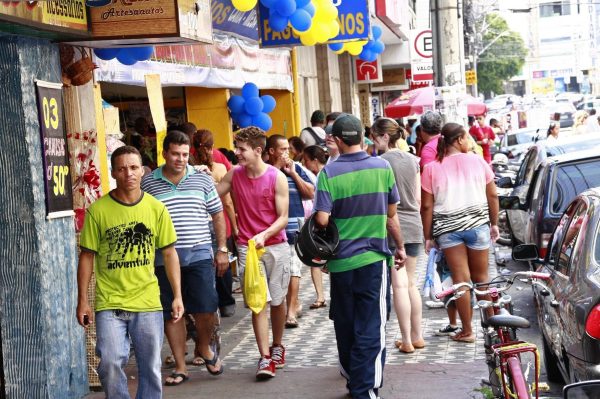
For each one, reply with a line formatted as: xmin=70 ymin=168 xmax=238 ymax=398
xmin=232 ymin=165 xmax=287 ymax=246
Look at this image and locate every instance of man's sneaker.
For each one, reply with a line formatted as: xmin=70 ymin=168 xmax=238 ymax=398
xmin=256 ymin=356 xmax=276 ymax=379
xmin=270 ymin=344 xmax=286 ymax=369
xmin=435 ymin=324 xmax=460 ymax=336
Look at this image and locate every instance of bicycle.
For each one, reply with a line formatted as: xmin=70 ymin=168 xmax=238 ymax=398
xmin=435 ymin=271 xmax=552 ymax=399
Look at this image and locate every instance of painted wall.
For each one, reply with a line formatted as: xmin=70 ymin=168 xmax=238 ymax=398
xmin=0 ymin=36 xmax=87 ymax=399
xmin=262 ymin=89 xmax=296 ymax=137
xmin=185 ymin=87 xmax=234 ymax=150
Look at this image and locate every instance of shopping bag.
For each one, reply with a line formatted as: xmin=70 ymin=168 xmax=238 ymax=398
xmin=422 ymin=247 xmax=443 ymax=300
xmin=243 ymin=239 xmax=267 ymax=314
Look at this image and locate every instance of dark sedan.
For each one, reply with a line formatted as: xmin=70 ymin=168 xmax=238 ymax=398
xmin=500 ymin=135 xmax=600 ymax=245
xmin=513 ymin=188 xmax=600 ymax=383
xmin=501 ymin=150 xmax=600 ymax=258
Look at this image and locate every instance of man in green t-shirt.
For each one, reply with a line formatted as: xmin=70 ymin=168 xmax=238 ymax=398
xmin=76 ymin=146 xmax=183 ymax=399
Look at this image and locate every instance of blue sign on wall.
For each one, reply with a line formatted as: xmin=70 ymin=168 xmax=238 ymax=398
xmin=258 ymin=0 xmax=370 ymax=48
xmin=212 ymin=0 xmax=259 ymax=42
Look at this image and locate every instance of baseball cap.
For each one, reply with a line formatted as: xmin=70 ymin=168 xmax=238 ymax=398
xmin=331 ymin=114 xmax=363 ymax=139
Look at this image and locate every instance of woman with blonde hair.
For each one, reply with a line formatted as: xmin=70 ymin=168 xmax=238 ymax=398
xmin=371 ymin=117 xmax=425 ymax=353
xmin=421 ymin=122 xmax=499 ymax=343
xmin=573 ymin=110 xmax=589 ymax=135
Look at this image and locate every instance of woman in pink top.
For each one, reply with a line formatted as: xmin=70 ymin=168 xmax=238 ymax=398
xmin=421 ymin=123 xmax=499 ymax=343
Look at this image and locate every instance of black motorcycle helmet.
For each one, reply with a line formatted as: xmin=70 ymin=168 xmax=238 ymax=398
xmin=295 ymin=213 xmax=339 ymax=267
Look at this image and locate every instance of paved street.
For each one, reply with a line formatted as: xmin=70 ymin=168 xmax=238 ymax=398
xmin=86 ymin=245 xmax=564 ymax=399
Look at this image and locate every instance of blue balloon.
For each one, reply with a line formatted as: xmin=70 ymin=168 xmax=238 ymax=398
xmin=328 ymin=43 xmax=344 ymax=52
xmin=237 ymin=113 xmax=253 ymax=128
xmin=116 ymin=49 xmax=138 ymax=66
xmin=252 ymin=112 xmax=273 ymax=131
xmin=275 ymin=0 xmax=296 ymax=17
xmin=93 ymin=48 xmax=120 ymax=60
xmin=290 ymin=9 xmax=311 ymax=32
xmin=260 ymin=0 xmax=276 ymax=7
xmin=261 ymin=95 xmax=276 ymax=113
xmin=241 ymin=82 xmax=259 ymax=99
xmin=269 ymin=10 xmax=289 ymax=32
xmin=372 ymin=25 xmax=383 ymax=40
xmin=128 ymin=46 xmax=154 ymax=61
xmin=228 ymin=95 xmax=246 ymax=114
xmin=295 ymin=0 xmax=310 ymax=8
xmin=359 ymin=49 xmax=376 ymax=62
xmin=371 ymin=40 xmax=385 ymax=54
xmin=303 ymin=2 xmax=315 ymax=17
xmin=245 ymin=97 xmax=264 ymax=116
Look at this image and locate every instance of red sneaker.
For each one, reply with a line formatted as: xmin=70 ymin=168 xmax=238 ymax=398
xmin=256 ymin=356 xmax=275 ymax=379
xmin=270 ymin=344 xmax=286 ymax=369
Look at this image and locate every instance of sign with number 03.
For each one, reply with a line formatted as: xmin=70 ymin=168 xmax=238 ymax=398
xmin=35 ymin=80 xmax=74 ymax=219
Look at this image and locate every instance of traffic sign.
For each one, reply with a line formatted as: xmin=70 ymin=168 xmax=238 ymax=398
xmin=413 ymin=30 xmax=433 ymax=59
xmin=465 ymin=70 xmax=477 ymax=85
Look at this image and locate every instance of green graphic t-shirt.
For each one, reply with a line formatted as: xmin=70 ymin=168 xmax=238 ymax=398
xmin=80 ymin=192 xmax=177 ymax=312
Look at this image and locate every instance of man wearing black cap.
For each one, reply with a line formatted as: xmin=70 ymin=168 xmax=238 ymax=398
xmin=300 ymin=110 xmax=327 ymax=146
xmin=313 ymin=114 xmax=407 ymax=399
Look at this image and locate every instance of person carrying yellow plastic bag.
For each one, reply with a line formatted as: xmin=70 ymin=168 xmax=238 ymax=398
xmin=243 ymin=239 xmax=267 ymax=314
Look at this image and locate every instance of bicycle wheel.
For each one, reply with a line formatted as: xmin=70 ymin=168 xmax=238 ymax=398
xmin=506 ymin=355 xmax=531 ymax=399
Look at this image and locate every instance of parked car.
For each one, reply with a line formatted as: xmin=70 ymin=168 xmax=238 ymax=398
xmin=551 ymin=102 xmax=577 ymax=128
xmin=497 ymin=127 xmax=545 ymax=160
xmin=513 ymin=188 xmax=600 ymax=383
xmin=501 ymin=150 xmax=600 ymax=258
xmin=499 ymin=134 xmax=600 ymax=245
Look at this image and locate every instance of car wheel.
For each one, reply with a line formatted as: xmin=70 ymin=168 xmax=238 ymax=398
xmin=542 ymin=334 xmax=565 ymax=384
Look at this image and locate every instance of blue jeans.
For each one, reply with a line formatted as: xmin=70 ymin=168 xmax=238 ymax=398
xmin=96 ymin=310 xmax=163 ymax=399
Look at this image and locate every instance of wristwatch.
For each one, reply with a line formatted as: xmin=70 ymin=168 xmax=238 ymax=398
xmin=217 ymin=247 xmax=229 ymax=254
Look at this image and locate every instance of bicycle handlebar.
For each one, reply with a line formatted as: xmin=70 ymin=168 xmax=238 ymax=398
xmin=434 ymin=271 xmax=551 ymax=299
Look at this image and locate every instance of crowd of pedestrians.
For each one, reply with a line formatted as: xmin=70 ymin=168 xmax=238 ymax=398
xmin=76 ymin=107 xmax=500 ymax=399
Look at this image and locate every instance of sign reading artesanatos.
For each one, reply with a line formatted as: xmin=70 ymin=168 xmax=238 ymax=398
xmin=259 ymin=0 xmax=370 ymax=47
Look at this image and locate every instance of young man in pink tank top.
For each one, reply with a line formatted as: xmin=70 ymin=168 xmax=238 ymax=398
xmin=217 ymin=127 xmax=290 ymax=379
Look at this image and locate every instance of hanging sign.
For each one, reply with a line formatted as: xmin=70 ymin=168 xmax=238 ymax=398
xmin=258 ymin=0 xmax=370 ymax=48
xmin=35 ymin=81 xmax=74 ymax=219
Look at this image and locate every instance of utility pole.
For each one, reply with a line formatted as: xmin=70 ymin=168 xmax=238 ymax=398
xmin=431 ymin=0 xmax=466 ymax=87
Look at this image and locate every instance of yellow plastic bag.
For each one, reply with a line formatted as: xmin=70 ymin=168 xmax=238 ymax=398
xmin=243 ymin=239 xmax=267 ymax=314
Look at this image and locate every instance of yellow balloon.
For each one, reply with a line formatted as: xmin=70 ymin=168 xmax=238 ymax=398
xmin=322 ymin=3 xmax=338 ymax=20
xmin=232 ymin=0 xmax=256 ymax=12
xmin=300 ymin=32 xmax=317 ymax=46
xmin=328 ymin=20 xmax=340 ymax=38
xmin=347 ymin=41 xmax=365 ymax=56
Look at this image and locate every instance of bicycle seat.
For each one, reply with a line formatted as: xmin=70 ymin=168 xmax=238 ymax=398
xmin=486 ymin=309 xmax=530 ymax=329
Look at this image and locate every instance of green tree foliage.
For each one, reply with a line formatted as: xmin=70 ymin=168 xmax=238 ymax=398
xmin=477 ymin=14 xmax=527 ymax=96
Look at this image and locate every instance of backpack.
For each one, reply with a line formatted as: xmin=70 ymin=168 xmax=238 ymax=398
xmin=303 ymin=127 xmax=326 ymax=146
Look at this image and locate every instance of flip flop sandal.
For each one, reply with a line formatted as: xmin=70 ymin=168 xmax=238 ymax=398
xmin=451 ymin=333 xmax=476 ymax=343
xmin=191 ymin=356 xmax=205 ymax=366
xmin=395 ymin=339 xmax=426 ymax=349
xmin=201 ymin=344 xmax=224 ymax=376
xmin=164 ymin=355 xmax=175 ymax=367
xmin=165 ymin=372 xmax=189 ymax=386
xmin=310 ymin=300 xmax=327 ymax=309
xmin=285 ymin=318 xmax=299 ymax=328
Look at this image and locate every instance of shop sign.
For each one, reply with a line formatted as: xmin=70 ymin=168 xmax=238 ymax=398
xmin=88 ymin=0 xmax=212 ymax=45
xmin=0 ymin=0 xmax=88 ymax=33
xmin=371 ymin=67 xmax=409 ymax=91
xmin=258 ymin=0 xmax=370 ymax=48
xmin=374 ymin=0 xmax=406 ymax=39
xmin=35 ymin=80 xmax=74 ymax=219
xmin=212 ymin=0 xmax=258 ymax=41
xmin=354 ymin=58 xmax=383 ymax=84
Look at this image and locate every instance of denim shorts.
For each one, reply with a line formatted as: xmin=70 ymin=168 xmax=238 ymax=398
xmin=155 ymin=258 xmax=218 ymax=320
xmin=404 ymin=243 xmax=423 ymax=257
xmin=436 ymin=224 xmax=490 ymax=250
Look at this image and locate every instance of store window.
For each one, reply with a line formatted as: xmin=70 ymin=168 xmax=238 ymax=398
xmin=540 ymin=1 xmax=571 ymax=17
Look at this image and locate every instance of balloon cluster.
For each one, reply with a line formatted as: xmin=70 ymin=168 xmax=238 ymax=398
xmin=296 ymin=0 xmax=339 ymax=46
xmin=328 ymin=25 xmax=385 ymax=62
xmin=263 ymin=0 xmax=314 ymax=33
xmin=93 ymin=47 xmax=154 ymax=66
xmin=227 ymin=83 xmax=276 ymax=132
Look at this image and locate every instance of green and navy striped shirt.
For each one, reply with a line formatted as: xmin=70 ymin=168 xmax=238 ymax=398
xmin=141 ymin=165 xmax=222 ymax=266
xmin=314 ymin=151 xmax=400 ymax=273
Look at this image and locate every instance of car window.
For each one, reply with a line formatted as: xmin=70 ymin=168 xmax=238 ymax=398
xmin=556 ymin=202 xmax=588 ymax=276
xmin=516 ymin=149 xmax=536 ymax=185
xmin=547 ymin=201 xmax=579 ymax=269
xmin=550 ymin=159 xmax=600 ymax=214
xmin=529 ymin=167 xmax=545 ymax=204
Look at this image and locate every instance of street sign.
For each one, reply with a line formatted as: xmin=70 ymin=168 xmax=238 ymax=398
xmin=465 ymin=70 xmax=477 ymax=85
xmin=410 ymin=29 xmax=433 ymax=82
xmin=354 ymin=58 xmax=383 ymax=84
